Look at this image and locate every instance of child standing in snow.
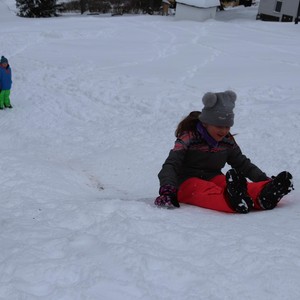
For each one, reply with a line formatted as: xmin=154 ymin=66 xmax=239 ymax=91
xmin=0 ymin=56 xmax=13 ymax=110
xmin=155 ymin=90 xmax=294 ymax=213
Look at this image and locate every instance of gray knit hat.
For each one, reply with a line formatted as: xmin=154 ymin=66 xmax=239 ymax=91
xmin=0 ymin=56 xmax=8 ymax=64
xmin=198 ymin=90 xmax=237 ymax=127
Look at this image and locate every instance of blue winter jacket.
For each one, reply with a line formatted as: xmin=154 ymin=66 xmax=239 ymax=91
xmin=0 ymin=65 xmax=12 ymax=90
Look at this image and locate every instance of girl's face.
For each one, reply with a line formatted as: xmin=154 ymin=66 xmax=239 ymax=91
xmin=204 ymin=124 xmax=231 ymax=142
xmin=1 ymin=63 xmax=8 ymax=68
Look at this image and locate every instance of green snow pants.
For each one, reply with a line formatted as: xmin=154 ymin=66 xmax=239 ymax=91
xmin=0 ymin=90 xmax=11 ymax=108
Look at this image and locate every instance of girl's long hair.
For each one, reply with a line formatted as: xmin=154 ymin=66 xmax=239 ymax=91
xmin=175 ymin=111 xmax=201 ymax=138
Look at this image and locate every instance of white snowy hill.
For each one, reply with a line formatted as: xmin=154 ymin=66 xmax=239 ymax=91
xmin=0 ymin=0 xmax=299 ymax=299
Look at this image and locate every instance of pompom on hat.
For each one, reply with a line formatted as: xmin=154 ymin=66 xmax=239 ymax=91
xmin=199 ymin=90 xmax=237 ymax=127
xmin=0 ymin=56 xmax=8 ymax=64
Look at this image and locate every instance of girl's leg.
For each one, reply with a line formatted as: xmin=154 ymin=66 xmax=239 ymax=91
xmin=247 ymin=180 xmax=270 ymax=210
xmin=3 ymin=90 xmax=11 ymax=107
xmin=248 ymin=172 xmax=293 ymax=210
xmin=0 ymin=91 xmax=4 ymax=109
xmin=177 ymin=176 xmax=235 ymax=213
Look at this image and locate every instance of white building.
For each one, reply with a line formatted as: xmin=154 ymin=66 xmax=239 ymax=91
xmin=257 ymin=0 xmax=300 ymax=22
xmin=175 ymin=0 xmax=221 ymax=22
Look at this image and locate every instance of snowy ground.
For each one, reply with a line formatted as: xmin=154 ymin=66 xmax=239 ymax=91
xmin=0 ymin=1 xmax=300 ymax=299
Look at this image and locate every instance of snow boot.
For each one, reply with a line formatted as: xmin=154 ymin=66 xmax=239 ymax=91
xmin=226 ymin=169 xmax=254 ymax=214
xmin=258 ymin=171 xmax=294 ymax=210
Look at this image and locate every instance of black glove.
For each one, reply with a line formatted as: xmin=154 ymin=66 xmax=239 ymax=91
xmin=154 ymin=184 xmax=180 ymax=208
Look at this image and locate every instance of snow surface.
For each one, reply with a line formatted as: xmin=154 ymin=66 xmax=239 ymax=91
xmin=1 ymin=1 xmax=300 ymax=299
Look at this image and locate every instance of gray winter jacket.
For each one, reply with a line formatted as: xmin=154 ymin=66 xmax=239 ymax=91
xmin=158 ymin=129 xmax=268 ymax=188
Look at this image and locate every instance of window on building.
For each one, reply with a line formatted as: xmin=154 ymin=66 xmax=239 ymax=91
xmin=275 ymin=1 xmax=282 ymax=13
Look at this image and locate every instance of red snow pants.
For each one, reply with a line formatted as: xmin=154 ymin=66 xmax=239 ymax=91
xmin=177 ymin=175 xmax=270 ymax=213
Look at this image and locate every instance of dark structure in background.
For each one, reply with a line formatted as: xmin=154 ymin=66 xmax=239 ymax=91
xmin=16 ymin=0 xmax=58 ymax=17
xmin=295 ymin=0 xmax=300 ymax=23
xmin=78 ymin=0 xmax=164 ymax=15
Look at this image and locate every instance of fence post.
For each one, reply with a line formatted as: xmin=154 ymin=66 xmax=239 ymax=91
xmin=295 ymin=0 xmax=300 ymax=24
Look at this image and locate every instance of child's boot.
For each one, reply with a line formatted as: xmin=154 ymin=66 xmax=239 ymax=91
xmin=3 ymin=92 xmax=12 ymax=108
xmin=258 ymin=171 xmax=294 ymax=210
xmin=226 ymin=169 xmax=254 ymax=214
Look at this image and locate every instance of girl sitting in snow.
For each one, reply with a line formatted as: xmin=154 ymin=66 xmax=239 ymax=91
xmin=0 ymin=56 xmax=13 ymax=110
xmin=155 ymin=90 xmax=294 ymax=213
